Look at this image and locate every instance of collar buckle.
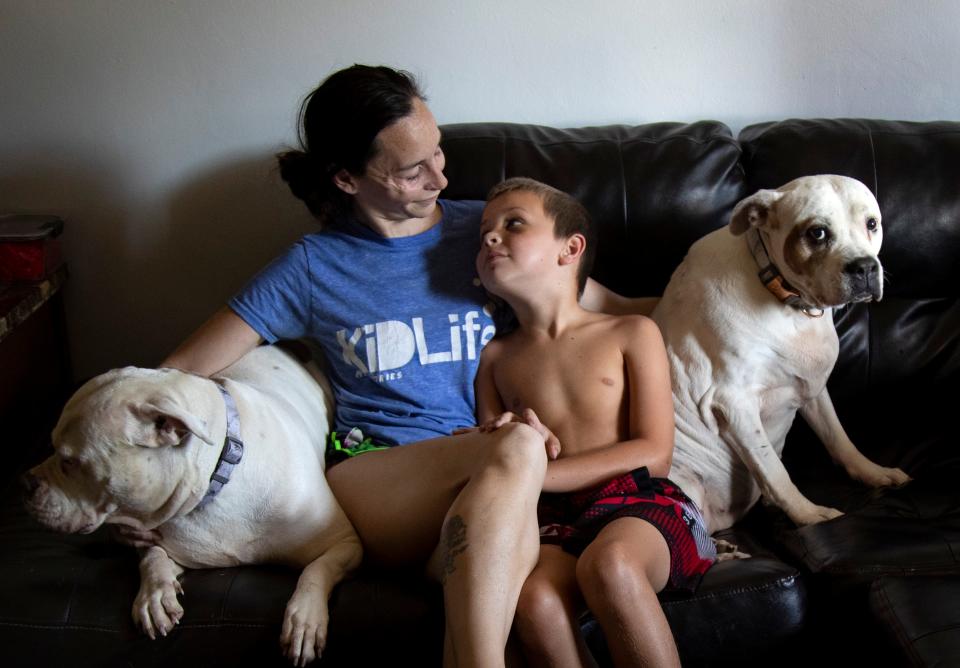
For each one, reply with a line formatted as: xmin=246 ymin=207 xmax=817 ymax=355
xmin=747 ymin=229 xmax=824 ymax=318
xmin=196 ymin=382 xmax=244 ymax=509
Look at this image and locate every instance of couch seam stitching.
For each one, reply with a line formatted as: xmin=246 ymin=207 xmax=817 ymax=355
xmin=660 ymin=573 xmax=801 ymax=607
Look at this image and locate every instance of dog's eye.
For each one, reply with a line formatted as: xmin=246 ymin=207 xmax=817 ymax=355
xmin=60 ymin=458 xmax=78 ymax=475
xmin=866 ymin=217 xmax=879 ymax=232
xmin=806 ymin=226 xmax=830 ymax=243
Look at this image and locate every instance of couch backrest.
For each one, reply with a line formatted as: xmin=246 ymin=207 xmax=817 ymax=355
xmin=441 ymin=121 xmax=746 ymax=297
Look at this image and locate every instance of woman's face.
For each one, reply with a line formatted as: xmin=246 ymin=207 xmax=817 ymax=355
xmin=338 ymin=97 xmax=449 ymax=226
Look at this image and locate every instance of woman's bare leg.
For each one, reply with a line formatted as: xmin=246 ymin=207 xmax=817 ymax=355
xmin=576 ymin=518 xmax=679 ymax=668
xmin=326 ymin=422 xmax=547 ymax=668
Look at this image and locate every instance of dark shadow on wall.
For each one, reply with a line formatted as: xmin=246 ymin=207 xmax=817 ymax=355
xmin=0 ymin=149 xmax=317 ymax=378
xmin=159 ymin=153 xmax=317 ymax=357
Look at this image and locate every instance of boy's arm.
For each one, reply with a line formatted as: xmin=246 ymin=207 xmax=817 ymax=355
xmin=542 ymin=316 xmax=675 ymax=492
xmin=581 ymin=278 xmax=660 ymax=316
xmin=475 ymin=342 xmax=506 ymax=424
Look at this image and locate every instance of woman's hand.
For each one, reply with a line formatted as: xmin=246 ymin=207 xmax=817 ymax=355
xmin=112 ymin=525 xmax=162 ymax=549
xmin=457 ymin=409 xmax=561 ymax=460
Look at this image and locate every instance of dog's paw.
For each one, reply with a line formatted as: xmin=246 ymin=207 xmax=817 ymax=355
xmin=791 ymin=503 xmax=843 ymax=526
xmin=132 ymin=577 xmax=184 ymax=639
xmin=280 ymin=585 xmax=328 ymax=667
xmin=713 ymin=538 xmax=751 ymax=561
xmin=850 ymin=464 xmax=912 ymax=489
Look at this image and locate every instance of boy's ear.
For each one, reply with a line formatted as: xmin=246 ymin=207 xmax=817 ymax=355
xmin=559 ymin=234 xmax=586 ymax=266
xmin=332 ymin=169 xmax=359 ymax=195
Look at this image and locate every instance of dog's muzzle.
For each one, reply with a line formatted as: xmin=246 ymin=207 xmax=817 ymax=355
xmin=844 ymin=256 xmax=882 ymax=301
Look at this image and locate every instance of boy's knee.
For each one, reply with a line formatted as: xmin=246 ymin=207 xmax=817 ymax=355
xmin=516 ymin=579 xmax=566 ymax=633
xmin=577 ymin=540 xmax=648 ymax=595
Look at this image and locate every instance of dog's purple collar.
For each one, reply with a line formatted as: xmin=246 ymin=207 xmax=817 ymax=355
xmin=746 ymin=228 xmax=824 ymax=318
xmin=197 ymin=382 xmax=244 ymax=508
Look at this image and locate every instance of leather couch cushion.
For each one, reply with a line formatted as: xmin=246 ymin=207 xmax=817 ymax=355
xmin=776 ymin=465 xmax=960 ymax=587
xmin=870 ymin=575 xmax=960 ymax=667
xmin=0 ymin=481 xmax=443 ymax=667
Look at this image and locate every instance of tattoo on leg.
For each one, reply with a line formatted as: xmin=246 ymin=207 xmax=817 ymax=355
xmin=441 ymin=515 xmax=469 ymax=585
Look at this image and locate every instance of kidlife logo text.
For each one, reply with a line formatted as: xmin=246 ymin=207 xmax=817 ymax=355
xmin=336 ymin=309 xmax=496 ymax=381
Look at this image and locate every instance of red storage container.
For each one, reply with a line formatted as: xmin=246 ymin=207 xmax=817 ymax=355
xmin=0 ymin=215 xmax=64 ymax=282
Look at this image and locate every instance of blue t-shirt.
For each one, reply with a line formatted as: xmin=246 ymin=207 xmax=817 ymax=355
xmin=229 ymin=199 xmax=495 ymax=446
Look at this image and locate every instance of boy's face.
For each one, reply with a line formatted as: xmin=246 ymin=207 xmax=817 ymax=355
xmin=477 ymin=190 xmax=570 ymax=297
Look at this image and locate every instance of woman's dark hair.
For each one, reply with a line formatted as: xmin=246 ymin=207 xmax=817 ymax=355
xmin=277 ymin=65 xmax=424 ymax=226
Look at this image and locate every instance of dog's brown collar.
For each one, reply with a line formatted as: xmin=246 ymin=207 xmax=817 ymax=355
xmin=746 ymin=228 xmax=825 ymax=318
xmin=196 ymin=381 xmax=244 ymax=509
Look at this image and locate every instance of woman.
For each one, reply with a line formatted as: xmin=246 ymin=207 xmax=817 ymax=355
xmin=162 ymin=64 xmax=648 ymax=667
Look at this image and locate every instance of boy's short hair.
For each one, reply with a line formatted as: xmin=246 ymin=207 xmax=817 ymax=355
xmin=486 ymin=177 xmax=597 ymax=295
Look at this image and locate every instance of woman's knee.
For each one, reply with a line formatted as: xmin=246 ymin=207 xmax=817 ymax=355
xmin=487 ymin=422 xmax=547 ymax=475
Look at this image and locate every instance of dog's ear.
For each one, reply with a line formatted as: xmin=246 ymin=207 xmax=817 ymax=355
xmin=130 ymin=398 xmax=215 ymax=448
xmin=729 ymin=189 xmax=784 ymax=236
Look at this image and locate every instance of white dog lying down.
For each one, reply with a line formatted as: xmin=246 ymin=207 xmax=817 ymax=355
xmin=652 ymin=175 xmax=910 ymax=536
xmin=23 ymin=345 xmax=361 ymax=666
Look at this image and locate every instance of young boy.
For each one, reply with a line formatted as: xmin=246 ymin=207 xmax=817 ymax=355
xmin=474 ymin=178 xmax=715 ymax=667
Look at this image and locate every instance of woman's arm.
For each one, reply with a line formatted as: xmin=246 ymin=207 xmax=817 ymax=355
xmin=581 ymin=277 xmax=660 ymax=316
xmin=161 ymin=306 xmax=263 ymax=376
xmin=542 ymin=316 xmax=674 ymax=492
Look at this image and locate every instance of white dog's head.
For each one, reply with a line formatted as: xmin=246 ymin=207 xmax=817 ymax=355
xmin=23 ymin=367 xmax=216 ymax=535
xmin=729 ymin=175 xmax=883 ymax=309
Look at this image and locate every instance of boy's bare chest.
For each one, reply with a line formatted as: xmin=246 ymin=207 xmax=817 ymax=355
xmin=493 ymin=336 xmax=626 ymax=427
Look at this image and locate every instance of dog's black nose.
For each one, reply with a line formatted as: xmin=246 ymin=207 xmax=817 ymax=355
xmin=21 ymin=471 xmax=40 ymax=496
xmin=844 ymin=257 xmax=879 ymax=281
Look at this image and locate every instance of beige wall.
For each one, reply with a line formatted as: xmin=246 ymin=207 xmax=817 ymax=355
xmin=2 ymin=0 xmax=958 ymax=378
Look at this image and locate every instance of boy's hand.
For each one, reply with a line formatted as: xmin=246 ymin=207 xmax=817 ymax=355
xmin=478 ymin=411 xmax=520 ymax=432
xmin=465 ymin=410 xmax=561 ymax=460
xmin=519 ymin=408 xmax=561 ymax=461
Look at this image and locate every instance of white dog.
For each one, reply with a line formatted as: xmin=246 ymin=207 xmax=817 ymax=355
xmin=652 ymin=175 xmax=910 ymax=535
xmin=23 ymin=345 xmax=361 ymax=666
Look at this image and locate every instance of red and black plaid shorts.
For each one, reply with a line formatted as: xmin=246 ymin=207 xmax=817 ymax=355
xmin=538 ymin=467 xmax=715 ymax=592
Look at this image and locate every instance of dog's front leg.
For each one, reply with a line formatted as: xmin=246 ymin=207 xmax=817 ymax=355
xmin=712 ymin=393 xmax=842 ymax=526
xmin=133 ymin=545 xmax=185 ymax=639
xmin=801 ymin=388 xmax=911 ymax=487
xmin=280 ymin=529 xmax=363 ymax=667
